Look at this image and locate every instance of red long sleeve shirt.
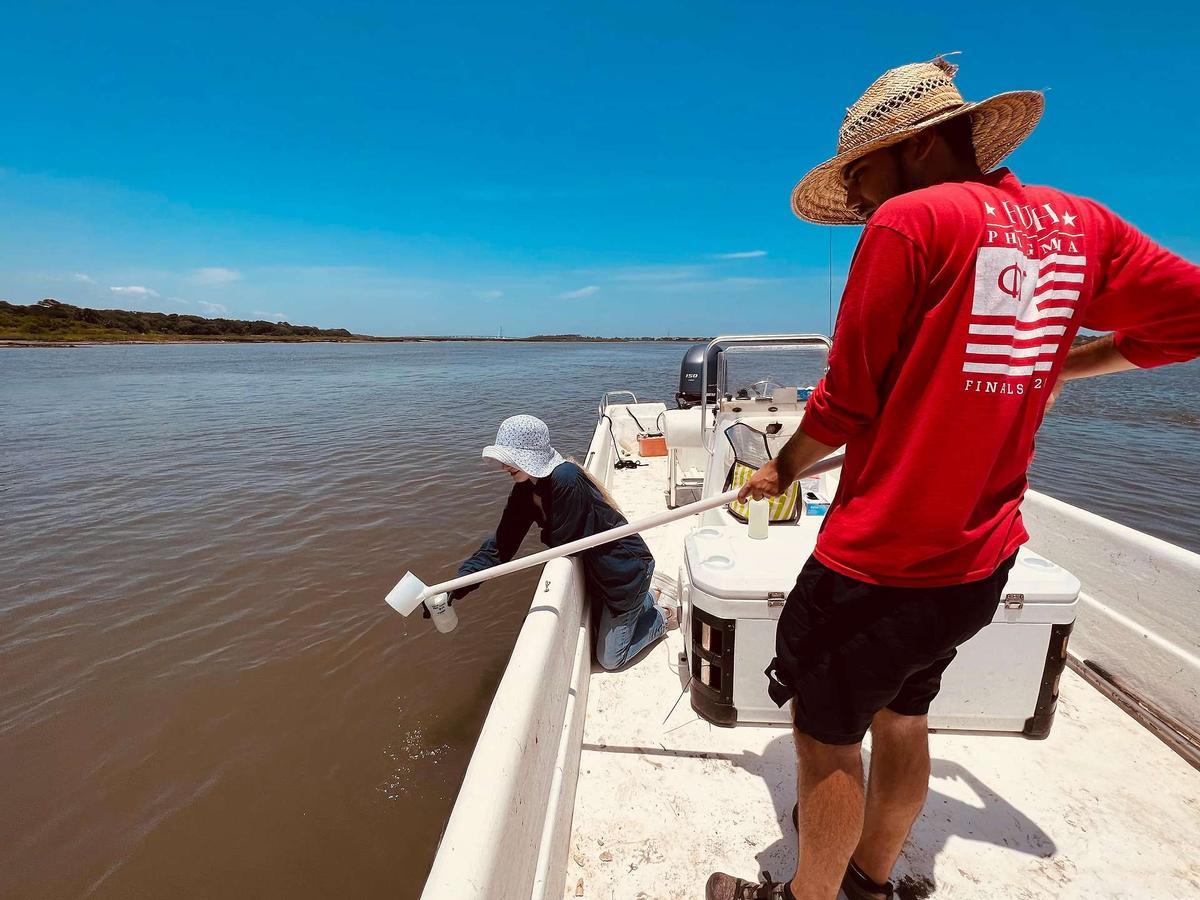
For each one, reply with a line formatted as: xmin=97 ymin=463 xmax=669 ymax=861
xmin=802 ymin=168 xmax=1200 ymax=587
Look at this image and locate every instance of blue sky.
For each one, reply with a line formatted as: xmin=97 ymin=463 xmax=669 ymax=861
xmin=2 ymin=1 xmax=1197 ymax=337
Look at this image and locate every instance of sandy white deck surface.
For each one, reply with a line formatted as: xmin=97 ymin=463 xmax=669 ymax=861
xmin=566 ymin=457 xmax=1200 ymax=899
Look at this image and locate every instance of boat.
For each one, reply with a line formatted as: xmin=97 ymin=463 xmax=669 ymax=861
xmin=418 ymin=334 xmax=1200 ymax=899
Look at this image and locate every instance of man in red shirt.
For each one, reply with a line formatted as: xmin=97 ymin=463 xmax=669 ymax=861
xmin=706 ymin=58 xmax=1200 ymax=900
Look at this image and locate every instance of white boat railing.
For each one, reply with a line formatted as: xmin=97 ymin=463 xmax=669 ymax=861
xmin=420 ymin=420 xmax=617 ymax=900
xmin=419 ymin=555 xmax=590 ymax=900
xmin=598 ymin=390 xmax=639 ymax=416
xmin=1022 ymin=489 xmax=1200 ymax=737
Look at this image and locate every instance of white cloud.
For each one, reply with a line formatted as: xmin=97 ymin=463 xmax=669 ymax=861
xmin=606 ymin=266 xmax=703 ymax=283
xmin=557 ymin=285 xmax=600 ymax=300
xmin=197 ymin=300 xmax=229 ymax=315
xmin=73 ymin=272 xmax=97 ymax=285
xmin=252 ymin=310 xmax=288 ymax=322
xmin=110 ymin=285 xmax=159 ymax=298
xmin=638 ymin=275 xmax=783 ymax=294
xmin=713 ymin=250 xmax=767 ymax=259
xmin=721 ymin=277 xmax=770 ymax=287
xmin=191 ymin=267 xmax=243 ymax=285
xmin=475 ymin=289 xmax=504 ymax=301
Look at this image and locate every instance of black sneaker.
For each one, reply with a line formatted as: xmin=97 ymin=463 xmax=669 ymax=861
xmin=840 ymin=860 xmax=894 ymax=900
xmin=786 ymin=806 xmax=892 ymax=900
xmin=706 ymin=870 xmax=790 ymax=900
xmin=700 ymin=873 xmax=787 ymax=900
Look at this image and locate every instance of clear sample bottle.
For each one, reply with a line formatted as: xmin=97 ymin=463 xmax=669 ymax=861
xmin=748 ymin=498 xmax=769 ymax=540
xmin=426 ymin=592 xmax=459 ymax=633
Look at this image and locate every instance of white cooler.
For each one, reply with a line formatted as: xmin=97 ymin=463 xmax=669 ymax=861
xmin=679 ymin=524 xmax=1079 ymax=738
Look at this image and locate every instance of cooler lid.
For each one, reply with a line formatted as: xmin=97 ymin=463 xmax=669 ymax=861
xmin=684 ymin=527 xmax=1080 ymax=603
xmin=684 ymin=524 xmax=820 ymax=599
xmin=1004 ymin=549 xmax=1081 ymax=602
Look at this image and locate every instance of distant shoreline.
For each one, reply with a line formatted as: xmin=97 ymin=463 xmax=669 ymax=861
xmin=0 ymin=298 xmax=1105 ymax=348
xmin=2 ymin=333 xmax=1105 ymax=348
xmin=0 ymin=335 xmax=705 ymax=348
xmin=0 ymin=299 xmax=707 ymax=346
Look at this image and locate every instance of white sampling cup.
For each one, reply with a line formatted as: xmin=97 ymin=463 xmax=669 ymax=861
xmin=748 ymin=498 xmax=769 ymax=540
xmin=426 ymin=593 xmax=459 ymax=633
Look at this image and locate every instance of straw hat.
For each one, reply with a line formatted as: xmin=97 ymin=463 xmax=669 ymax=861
xmin=791 ymin=57 xmax=1044 ymax=224
xmin=482 ymin=415 xmax=565 ymax=478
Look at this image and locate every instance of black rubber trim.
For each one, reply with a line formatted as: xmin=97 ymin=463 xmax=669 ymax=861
xmin=689 ymin=605 xmax=737 ymax=727
xmin=1022 ymin=621 xmax=1073 ymax=739
xmin=691 ymin=684 xmax=738 ymax=727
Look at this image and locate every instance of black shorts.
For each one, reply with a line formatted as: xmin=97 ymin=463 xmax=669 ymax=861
xmin=765 ymin=553 xmax=1016 ymax=745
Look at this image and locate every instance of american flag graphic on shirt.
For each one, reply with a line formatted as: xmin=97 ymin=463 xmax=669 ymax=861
xmin=964 ymin=201 xmax=1085 ymax=377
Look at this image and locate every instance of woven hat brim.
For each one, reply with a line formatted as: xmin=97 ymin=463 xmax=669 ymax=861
xmin=790 ymin=90 xmax=1044 ymax=225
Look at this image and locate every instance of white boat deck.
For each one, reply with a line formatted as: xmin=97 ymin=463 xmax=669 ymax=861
xmin=566 ymin=455 xmax=1200 ymax=899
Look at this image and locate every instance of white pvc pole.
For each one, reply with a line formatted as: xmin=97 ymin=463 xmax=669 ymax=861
xmin=419 ymin=452 xmax=844 ymax=602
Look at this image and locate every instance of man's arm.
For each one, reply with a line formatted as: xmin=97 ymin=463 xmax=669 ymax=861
xmin=1060 ymin=334 xmax=1139 ymax=381
xmin=1046 ymin=334 xmax=1137 ymax=410
xmin=738 ymin=220 xmax=924 ymax=501
xmin=1048 ymin=205 xmax=1200 ymax=409
xmin=738 ymin=429 xmax=839 ymax=502
xmin=1080 ymin=208 xmax=1200 ymax=368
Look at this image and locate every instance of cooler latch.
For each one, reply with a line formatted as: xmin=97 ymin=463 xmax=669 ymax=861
xmin=767 ymin=591 xmax=786 ymax=608
xmin=1003 ymin=593 xmax=1025 ymax=610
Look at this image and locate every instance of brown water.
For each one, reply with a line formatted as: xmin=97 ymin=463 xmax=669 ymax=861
xmin=1 ymin=342 xmax=1197 ymax=899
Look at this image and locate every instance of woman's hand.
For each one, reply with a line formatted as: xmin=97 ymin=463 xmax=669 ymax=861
xmin=738 ymin=459 xmax=786 ymax=502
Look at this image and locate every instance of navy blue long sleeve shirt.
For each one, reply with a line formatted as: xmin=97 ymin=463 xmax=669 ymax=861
xmin=455 ymin=461 xmax=654 ymax=612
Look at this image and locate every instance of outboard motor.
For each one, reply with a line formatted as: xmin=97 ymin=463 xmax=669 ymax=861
xmin=675 ymin=341 xmax=724 ymax=408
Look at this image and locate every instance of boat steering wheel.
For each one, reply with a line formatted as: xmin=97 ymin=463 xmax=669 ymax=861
xmin=749 ymin=377 xmax=785 ymax=399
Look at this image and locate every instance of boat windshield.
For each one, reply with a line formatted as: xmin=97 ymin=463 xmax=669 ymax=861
xmin=718 ymin=344 xmax=829 ymax=399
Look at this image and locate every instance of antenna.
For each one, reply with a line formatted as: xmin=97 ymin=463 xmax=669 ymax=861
xmin=827 ymin=226 xmax=833 ymax=335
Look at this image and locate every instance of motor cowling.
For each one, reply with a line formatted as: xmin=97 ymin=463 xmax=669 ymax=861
xmin=675 ymin=341 xmax=723 ymax=408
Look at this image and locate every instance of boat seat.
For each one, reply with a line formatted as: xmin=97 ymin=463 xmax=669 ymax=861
xmin=661 ymin=408 xmax=707 ymax=507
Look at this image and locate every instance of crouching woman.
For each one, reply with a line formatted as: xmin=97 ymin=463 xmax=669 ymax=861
xmin=450 ymin=415 xmax=672 ymax=670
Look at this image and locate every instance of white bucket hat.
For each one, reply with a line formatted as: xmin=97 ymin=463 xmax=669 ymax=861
xmin=482 ymin=415 xmax=565 ymax=478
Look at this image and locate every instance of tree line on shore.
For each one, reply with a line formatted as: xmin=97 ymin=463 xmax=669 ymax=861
xmin=0 ymin=299 xmax=356 ymax=342
xmin=0 ymin=299 xmax=710 ymax=343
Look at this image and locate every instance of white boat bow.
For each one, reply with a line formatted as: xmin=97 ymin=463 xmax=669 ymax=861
xmin=418 ymin=336 xmax=1200 ymax=900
